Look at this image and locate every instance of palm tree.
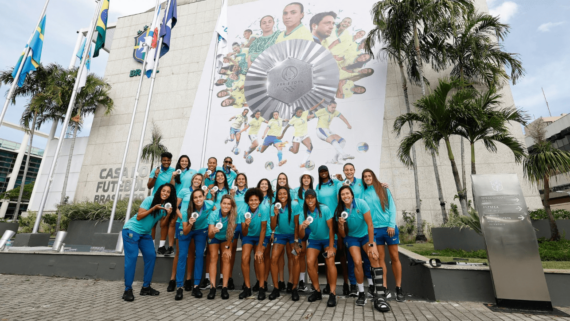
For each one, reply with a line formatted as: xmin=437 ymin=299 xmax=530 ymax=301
xmin=141 ymin=121 xmax=168 ymax=196
xmin=48 ymin=67 xmax=114 ymax=232
xmin=455 ymin=87 xmax=528 ymax=175
xmin=0 ymin=63 xmax=64 ymax=221
xmin=523 ymin=119 xmax=570 ymax=241
xmin=394 ymin=78 xmax=472 ymax=216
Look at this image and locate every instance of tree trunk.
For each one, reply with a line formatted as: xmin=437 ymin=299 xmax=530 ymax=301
xmin=471 ymin=142 xmax=476 ymax=175
xmin=543 ymin=176 xmax=560 ymax=241
xmin=413 ymin=24 xmax=447 ymax=226
xmin=398 ymin=61 xmax=423 ymax=239
xmin=57 ymin=110 xmax=81 ymax=233
xmin=444 ymin=138 xmax=469 ymax=215
xmin=13 ymin=113 xmax=37 ymax=222
xmin=459 ymin=68 xmax=467 ymax=201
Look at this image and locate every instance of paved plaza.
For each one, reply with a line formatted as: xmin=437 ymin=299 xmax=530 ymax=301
xmin=0 ymin=275 xmax=568 ymax=321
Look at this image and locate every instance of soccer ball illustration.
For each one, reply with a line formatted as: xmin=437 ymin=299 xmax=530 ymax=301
xmin=305 ymin=160 xmax=315 ymax=170
xmin=357 ymin=142 xmax=369 ymax=153
xmin=265 ymin=161 xmax=274 ymax=171
xmin=246 ymin=155 xmax=254 ymax=164
xmin=233 ymin=148 xmax=240 ymax=155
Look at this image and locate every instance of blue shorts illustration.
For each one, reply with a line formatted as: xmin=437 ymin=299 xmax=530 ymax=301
xmin=263 ymin=135 xmax=281 ymax=146
xmin=230 ymin=127 xmax=240 ymax=136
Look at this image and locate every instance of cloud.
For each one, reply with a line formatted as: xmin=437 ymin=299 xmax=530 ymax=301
xmin=489 ymin=1 xmax=518 ymax=23
xmin=538 ymin=21 xmax=565 ymax=32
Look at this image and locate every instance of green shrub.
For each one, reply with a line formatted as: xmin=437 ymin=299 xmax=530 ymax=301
xmin=57 ymin=198 xmax=143 ymax=222
xmin=440 ymin=203 xmax=482 ymax=235
xmin=398 ymin=210 xmax=417 ymax=243
xmin=537 ymin=239 xmax=570 ymax=261
xmin=17 ymin=212 xmax=56 ymax=234
xmin=529 ymin=209 xmax=570 ymax=220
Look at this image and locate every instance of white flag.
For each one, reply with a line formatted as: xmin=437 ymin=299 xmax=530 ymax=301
xmin=144 ymin=3 xmax=162 ymax=77
xmin=76 ymin=38 xmax=92 ymax=90
xmin=214 ymin=1 xmax=228 ymax=67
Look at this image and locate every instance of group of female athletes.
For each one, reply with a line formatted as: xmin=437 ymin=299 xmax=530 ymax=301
xmin=121 ymin=152 xmax=402 ymax=313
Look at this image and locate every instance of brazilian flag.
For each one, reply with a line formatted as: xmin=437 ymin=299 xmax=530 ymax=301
xmin=94 ymin=0 xmax=109 ymax=57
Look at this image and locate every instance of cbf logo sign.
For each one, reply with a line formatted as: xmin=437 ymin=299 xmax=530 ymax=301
xmin=490 ymin=179 xmax=503 ymax=192
xmin=133 ymin=26 xmax=149 ymax=64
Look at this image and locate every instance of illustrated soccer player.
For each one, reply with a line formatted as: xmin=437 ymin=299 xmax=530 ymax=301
xmin=261 ymin=111 xmax=288 ymax=167
xmin=247 ymin=15 xmax=281 ymax=67
xmin=310 ymin=11 xmax=336 ymax=46
xmin=243 ymin=111 xmax=267 ymax=159
xmin=275 ymin=2 xmax=314 ymax=43
xmin=314 ymin=100 xmax=354 ymax=163
xmin=225 ymin=108 xmax=249 ymax=154
xmin=279 ymin=99 xmax=324 ymax=168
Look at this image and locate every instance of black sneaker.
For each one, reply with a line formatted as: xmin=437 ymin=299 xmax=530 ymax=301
xmin=167 ymin=280 xmax=176 ymax=292
xmin=367 ymin=285 xmax=374 ymax=298
xmin=327 ymin=293 xmax=336 ymax=307
xmin=396 ymin=287 xmax=404 ymax=302
xmin=175 ymin=288 xmax=183 ymax=301
xmin=184 ymin=279 xmax=193 ymax=292
xmin=140 ymin=286 xmax=160 ymax=296
xmin=241 ymin=283 xmax=246 ymax=291
xmin=264 ymin=281 xmax=268 ymax=290
xmin=374 ymin=296 xmax=391 ymax=312
xmin=192 ymin=286 xmax=203 ymax=298
xmin=308 ymin=290 xmax=322 ymax=302
xmin=278 ymin=281 xmax=286 ymax=291
xmin=252 ymin=281 xmax=260 ymax=291
xmin=349 ymin=284 xmax=357 ymax=297
xmin=298 ymin=280 xmax=307 ymax=292
xmin=157 ymin=246 xmax=167 ymax=255
xmin=199 ymin=278 xmax=211 ymax=290
xmin=286 ymin=282 xmax=293 ymax=293
xmin=291 ymin=288 xmax=299 ymax=301
xmin=356 ymin=292 xmax=367 ymax=306
xmin=207 ymin=288 xmax=216 ymax=300
xmin=122 ymin=289 xmax=134 ymax=302
xmin=269 ymin=288 xmax=280 ymax=300
xmin=257 ymin=287 xmax=266 ymax=300
xmin=217 ymin=278 xmax=223 ymax=289
xmin=239 ymin=287 xmax=252 ymax=299
xmin=322 ymin=284 xmax=330 ymax=295
xmin=228 ymin=278 xmax=235 ymax=290
xmin=343 ymin=283 xmax=349 ymax=296
xmin=165 ymin=246 xmax=174 ymax=256
xmin=221 ymin=287 xmax=229 ymax=300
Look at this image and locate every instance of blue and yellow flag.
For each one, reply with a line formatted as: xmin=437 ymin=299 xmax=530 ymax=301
xmin=93 ymin=0 xmax=109 ymax=57
xmin=12 ymin=15 xmax=46 ymax=87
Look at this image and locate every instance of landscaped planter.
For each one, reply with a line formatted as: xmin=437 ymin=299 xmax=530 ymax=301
xmin=532 ymin=220 xmax=570 ymax=240
xmin=0 ymin=222 xmax=19 ymax=237
xmin=432 ymin=227 xmax=486 ymax=251
xmin=65 ymin=220 xmax=124 ymax=245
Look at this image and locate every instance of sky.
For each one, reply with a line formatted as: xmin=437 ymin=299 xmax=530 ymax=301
xmin=0 ymin=0 xmax=568 ymax=150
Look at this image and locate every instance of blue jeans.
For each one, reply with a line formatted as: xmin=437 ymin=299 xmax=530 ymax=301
xmin=176 ymin=227 xmax=208 ymax=288
xmin=123 ymin=229 xmax=156 ymax=291
xmin=345 ymin=237 xmax=371 ymax=284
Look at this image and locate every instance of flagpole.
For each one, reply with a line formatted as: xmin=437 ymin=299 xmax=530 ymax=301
xmin=116 ymin=0 xmax=173 ymax=252
xmin=32 ymin=0 xmax=103 ymax=234
xmin=0 ymin=0 xmax=50 ymax=131
xmin=200 ymin=0 xmax=224 ymax=168
xmin=107 ymin=0 xmax=160 ymax=234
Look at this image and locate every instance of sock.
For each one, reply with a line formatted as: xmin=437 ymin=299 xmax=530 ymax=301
xmin=331 ymin=140 xmax=344 ymax=155
xmin=277 ymin=150 xmax=283 ymax=162
xmin=357 ymin=283 xmax=364 ymax=293
xmin=300 ymin=272 xmax=305 ymax=281
xmin=206 ymin=273 xmax=210 ymax=280
xmin=159 ymin=240 xmax=165 ymax=247
xmin=338 ymin=138 xmax=346 ymax=148
xmin=302 ymin=149 xmax=311 ymax=164
xmin=368 ymin=278 xmax=373 ymax=286
xmin=220 ymin=274 xmax=223 ymax=279
xmin=227 ymin=136 xmax=233 ymax=142
xmin=234 ymin=139 xmax=240 ymax=148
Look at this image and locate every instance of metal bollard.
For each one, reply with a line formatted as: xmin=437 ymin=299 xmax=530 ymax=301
xmin=0 ymin=230 xmax=16 ymax=251
xmin=115 ymin=232 xmax=124 ymax=254
xmin=52 ymin=231 xmax=67 ymax=252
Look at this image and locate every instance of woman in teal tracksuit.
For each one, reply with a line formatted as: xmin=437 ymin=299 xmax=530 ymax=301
xmin=206 ymin=194 xmax=238 ymax=300
xmin=298 ymin=189 xmax=337 ymax=307
xmin=292 ymin=172 xmax=314 ymax=292
xmin=268 ymin=186 xmax=302 ymax=301
xmin=227 ymin=172 xmax=248 ymax=290
xmin=209 ymin=170 xmax=230 ymax=210
xmin=122 ymin=183 xmax=177 ymax=302
xmin=362 ymin=169 xmax=402 ymax=303
xmin=174 ymin=189 xmax=215 ymax=300
xmin=255 ymin=178 xmax=274 ymax=291
xmin=238 ymin=188 xmax=270 ymax=301
xmin=336 ymin=185 xmax=390 ymax=313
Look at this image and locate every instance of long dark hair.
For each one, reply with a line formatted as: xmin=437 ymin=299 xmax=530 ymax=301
xmin=187 ymin=189 xmax=207 ymax=217
xmin=174 ymin=155 xmax=191 ymax=185
xmin=219 ymin=194 xmax=238 ymax=241
xmin=303 ymin=193 xmax=323 ymax=218
xmin=362 ymin=169 xmax=389 ymax=212
xmin=257 ymin=178 xmax=274 ymax=200
xmin=213 ymin=170 xmax=229 ymax=203
xmin=345 ymin=53 xmax=371 ymax=70
xmin=274 ymin=186 xmax=293 ymax=224
xmin=334 ymin=185 xmax=355 ymax=233
xmin=150 ymin=183 xmax=177 ymax=220
xmin=277 ymin=172 xmax=291 ymax=190
xmin=317 ymin=170 xmax=333 ymax=190
xmin=297 ymin=173 xmax=314 ymax=200
xmin=234 ymin=173 xmax=248 ymax=189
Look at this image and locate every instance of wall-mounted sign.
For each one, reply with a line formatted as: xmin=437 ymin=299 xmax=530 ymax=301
xmin=129 ymin=69 xmax=158 ymax=77
xmin=133 ymin=26 xmax=149 ymax=63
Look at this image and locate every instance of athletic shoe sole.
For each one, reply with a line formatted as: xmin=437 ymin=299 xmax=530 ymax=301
xmin=356 ymin=299 xmax=367 ymax=306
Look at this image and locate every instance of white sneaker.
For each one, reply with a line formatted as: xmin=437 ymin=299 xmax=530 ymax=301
xmin=341 ymin=154 xmax=355 ymax=160
xmin=224 ymin=138 xmax=229 ymax=144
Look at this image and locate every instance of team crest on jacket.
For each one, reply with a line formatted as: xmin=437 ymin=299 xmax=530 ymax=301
xmin=133 ymin=26 xmax=149 ymax=64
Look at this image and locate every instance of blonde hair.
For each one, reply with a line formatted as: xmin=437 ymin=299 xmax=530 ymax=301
xmin=220 ymin=194 xmax=238 ymax=241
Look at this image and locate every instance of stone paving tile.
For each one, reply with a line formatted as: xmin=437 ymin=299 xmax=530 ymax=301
xmin=0 ymin=274 xmax=569 ymax=321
